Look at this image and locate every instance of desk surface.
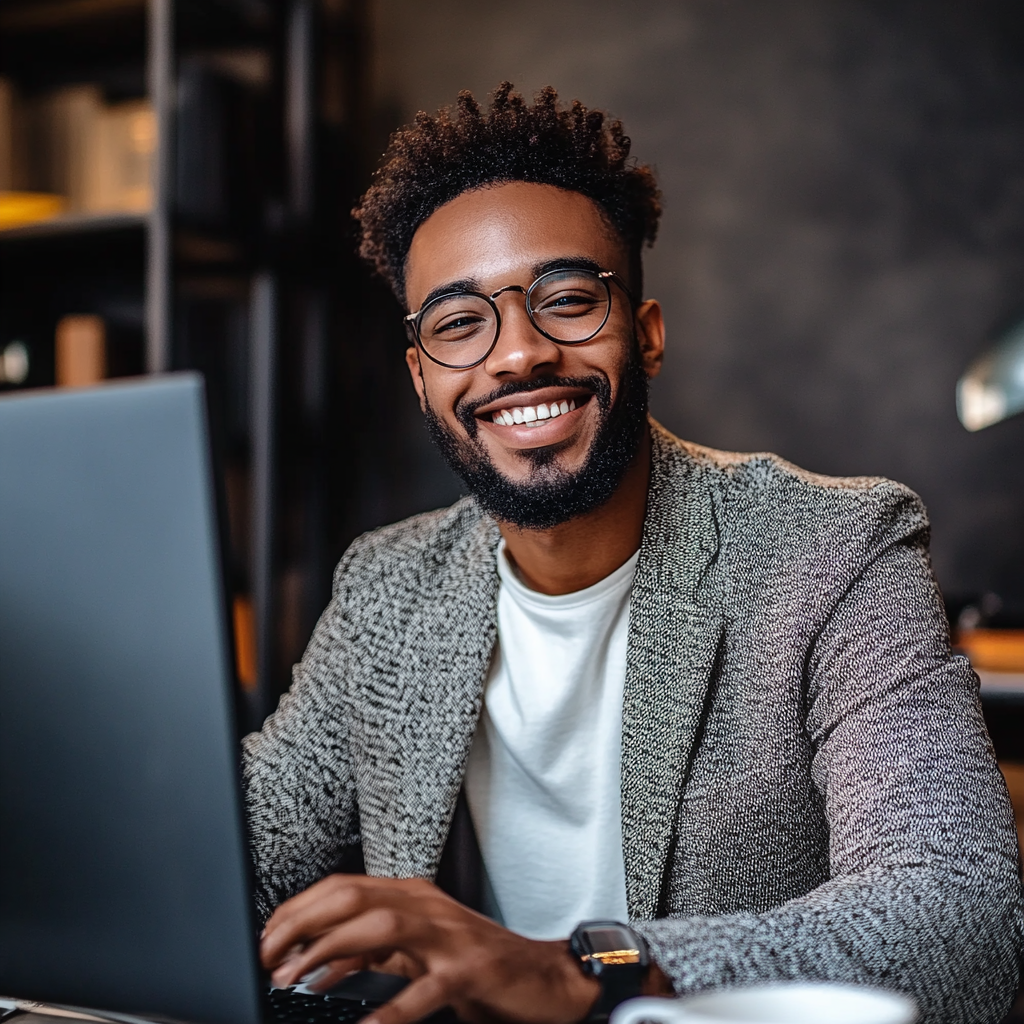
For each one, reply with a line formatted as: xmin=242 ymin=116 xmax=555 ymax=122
xmin=978 ymin=670 xmax=1024 ymax=699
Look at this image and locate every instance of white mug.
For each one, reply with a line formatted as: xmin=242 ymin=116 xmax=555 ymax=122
xmin=610 ymin=983 xmax=917 ymax=1024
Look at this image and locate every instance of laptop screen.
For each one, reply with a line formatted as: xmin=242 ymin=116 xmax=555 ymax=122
xmin=0 ymin=375 xmax=261 ymax=1024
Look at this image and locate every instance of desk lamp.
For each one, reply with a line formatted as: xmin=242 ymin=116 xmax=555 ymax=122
xmin=958 ymin=317 xmax=1024 ymax=430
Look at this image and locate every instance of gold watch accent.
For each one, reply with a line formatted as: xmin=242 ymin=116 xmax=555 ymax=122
xmin=582 ymin=949 xmax=642 ymax=966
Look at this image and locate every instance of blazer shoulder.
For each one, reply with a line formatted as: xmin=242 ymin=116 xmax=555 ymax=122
xmin=651 ymin=422 xmax=929 ymax=552
xmin=330 ymin=495 xmax=497 ymax=602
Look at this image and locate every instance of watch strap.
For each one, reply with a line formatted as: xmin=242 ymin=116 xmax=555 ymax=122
xmin=587 ymin=961 xmax=646 ymax=1021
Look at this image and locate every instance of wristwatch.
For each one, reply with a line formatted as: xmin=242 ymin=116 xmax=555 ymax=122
xmin=570 ymin=920 xmax=650 ymax=1022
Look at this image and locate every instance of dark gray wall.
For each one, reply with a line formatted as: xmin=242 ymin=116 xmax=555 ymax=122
xmin=369 ymin=0 xmax=1024 ymax=607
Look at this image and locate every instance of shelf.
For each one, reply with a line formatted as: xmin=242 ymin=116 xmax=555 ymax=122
xmin=0 ymin=0 xmax=144 ymax=34
xmin=0 ymin=0 xmax=270 ymax=35
xmin=0 ymin=0 xmax=145 ymax=90
xmin=0 ymin=211 xmax=147 ymax=241
xmin=978 ymin=669 xmax=1024 ymax=702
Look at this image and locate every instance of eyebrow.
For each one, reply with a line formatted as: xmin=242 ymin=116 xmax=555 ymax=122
xmin=531 ymin=255 xmax=603 ymax=278
xmin=413 ymin=256 xmax=605 ymax=312
xmin=417 ymin=278 xmax=480 ymax=310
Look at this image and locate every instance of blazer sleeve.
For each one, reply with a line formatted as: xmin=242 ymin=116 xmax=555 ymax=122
xmin=241 ymin=555 xmax=360 ymax=923
xmin=633 ymin=518 xmax=1023 ymax=1024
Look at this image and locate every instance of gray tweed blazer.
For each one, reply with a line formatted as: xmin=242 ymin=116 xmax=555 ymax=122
xmin=243 ymin=422 xmax=1022 ymax=1023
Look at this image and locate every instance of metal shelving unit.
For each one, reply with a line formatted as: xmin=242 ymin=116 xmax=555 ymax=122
xmin=0 ymin=0 xmax=375 ymax=730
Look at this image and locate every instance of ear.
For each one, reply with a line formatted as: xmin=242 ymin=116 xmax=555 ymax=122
xmin=634 ymin=299 xmax=665 ymax=380
xmin=405 ymin=346 xmax=427 ymax=412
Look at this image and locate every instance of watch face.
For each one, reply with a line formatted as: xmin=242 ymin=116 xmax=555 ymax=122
xmin=579 ymin=923 xmax=642 ymax=964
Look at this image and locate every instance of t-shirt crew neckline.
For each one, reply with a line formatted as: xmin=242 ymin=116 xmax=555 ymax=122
xmin=496 ymin=538 xmax=640 ymax=610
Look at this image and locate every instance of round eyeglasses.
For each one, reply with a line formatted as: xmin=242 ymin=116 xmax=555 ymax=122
xmin=404 ymin=267 xmax=633 ymax=370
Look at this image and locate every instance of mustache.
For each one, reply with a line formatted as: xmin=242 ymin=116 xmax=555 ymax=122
xmin=456 ymin=374 xmax=610 ymax=436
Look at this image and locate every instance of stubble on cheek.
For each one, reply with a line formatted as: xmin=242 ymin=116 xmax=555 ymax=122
xmin=425 ymin=392 xmax=569 ymax=478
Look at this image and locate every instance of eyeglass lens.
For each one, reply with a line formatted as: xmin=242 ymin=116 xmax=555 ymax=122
xmin=417 ymin=269 xmax=611 ymax=368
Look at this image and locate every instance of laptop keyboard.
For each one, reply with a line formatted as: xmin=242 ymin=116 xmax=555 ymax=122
xmin=263 ymin=974 xmax=458 ymax=1024
xmin=264 ymin=987 xmax=375 ymax=1024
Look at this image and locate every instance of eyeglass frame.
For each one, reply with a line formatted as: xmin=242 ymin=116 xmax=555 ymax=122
xmin=403 ymin=267 xmax=636 ymax=370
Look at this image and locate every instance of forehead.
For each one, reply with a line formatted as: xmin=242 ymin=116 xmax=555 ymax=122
xmin=404 ymin=181 xmax=628 ymax=308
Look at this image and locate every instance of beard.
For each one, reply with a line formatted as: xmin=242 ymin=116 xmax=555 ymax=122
xmin=421 ymin=344 xmax=650 ymax=530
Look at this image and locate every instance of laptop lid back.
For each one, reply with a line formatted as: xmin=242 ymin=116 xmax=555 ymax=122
xmin=0 ymin=375 xmax=261 ymax=1024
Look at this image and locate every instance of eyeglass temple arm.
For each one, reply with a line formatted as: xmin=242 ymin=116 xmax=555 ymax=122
xmin=599 ymin=270 xmax=638 ymax=306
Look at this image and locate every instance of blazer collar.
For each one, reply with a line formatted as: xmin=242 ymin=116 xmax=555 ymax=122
xmin=621 ymin=422 xmax=724 ymax=920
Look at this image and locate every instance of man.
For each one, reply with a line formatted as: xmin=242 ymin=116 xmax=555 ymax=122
xmin=245 ymin=84 xmax=1022 ymax=1024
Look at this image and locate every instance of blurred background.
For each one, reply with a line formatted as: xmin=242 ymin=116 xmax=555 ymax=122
xmin=2 ymin=0 xmax=1024 ymax=739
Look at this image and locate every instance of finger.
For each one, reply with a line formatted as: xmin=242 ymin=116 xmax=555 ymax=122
xmin=264 ymin=876 xmax=362 ymax=934
xmin=301 ymin=958 xmax=365 ymax=992
xmin=362 ymin=973 xmax=450 ymax=1024
xmin=264 ymin=877 xmax=433 ymax=956
xmin=262 ymin=886 xmax=368 ymax=967
xmin=270 ymin=908 xmax=424 ymax=988
xmin=266 ymin=875 xmax=426 ymax=930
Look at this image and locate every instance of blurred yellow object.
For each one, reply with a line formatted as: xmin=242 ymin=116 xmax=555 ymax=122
xmin=55 ymin=314 xmax=106 ymax=387
xmin=956 ymin=629 xmax=1024 ymax=673
xmin=0 ymin=190 xmax=66 ymax=229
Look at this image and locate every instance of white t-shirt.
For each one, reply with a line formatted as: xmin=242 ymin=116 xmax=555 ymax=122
xmin=463 ymin=540 xmax=638 ymax=939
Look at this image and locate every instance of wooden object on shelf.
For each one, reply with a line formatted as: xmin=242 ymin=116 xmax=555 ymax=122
xmin=232 ymin=595 xmax=257 ymax=692
xmin=6 ymin=83 xmax=155 ymax=217
xmin=87 ymin=98 xmax=155 ymax=213
xmin=55 ymin=314 xmax=106 ymax=387
xmin=956 ymin=628 xmax=1024 ymax=673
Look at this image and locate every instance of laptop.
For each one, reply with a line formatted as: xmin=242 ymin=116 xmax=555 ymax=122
xmin=0 ymin=375 xmax=406 ymax=1024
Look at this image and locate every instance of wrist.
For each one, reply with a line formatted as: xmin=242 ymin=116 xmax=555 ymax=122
xmin=642 ymin=962 xmax=673 ymax=997
xmin=568 ymin=920 xmax=650 ymax=1022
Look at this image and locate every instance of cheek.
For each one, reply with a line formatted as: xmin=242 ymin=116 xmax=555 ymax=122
xmin=419 ymin=369 xmax=468 ymax=420
xmin=585 ymin=336 xmax=634 ymax=396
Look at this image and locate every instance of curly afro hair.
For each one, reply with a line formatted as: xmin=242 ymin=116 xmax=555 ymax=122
xmin=353 ymin=82 xmax=662 ymax=305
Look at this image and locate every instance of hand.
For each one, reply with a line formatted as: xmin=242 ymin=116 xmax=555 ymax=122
xmin=260 ymin=874 xmax=666 ymax=1024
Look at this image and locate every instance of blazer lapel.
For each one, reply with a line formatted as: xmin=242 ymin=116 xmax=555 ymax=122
xmin=364 ymin=512 xmax=500 ymax=881
xmin=621 ymin=424 xmax=724 ymax=921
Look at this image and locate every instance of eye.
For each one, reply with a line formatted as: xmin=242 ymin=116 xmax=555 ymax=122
xmin=534 ymin=289 xmax=602 ymax=316
xmin=431 ymin=312 xmax=489 ymax=340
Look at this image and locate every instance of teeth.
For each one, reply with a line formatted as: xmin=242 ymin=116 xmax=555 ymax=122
xmin=490 ymin=398 xmax=581 ymax=427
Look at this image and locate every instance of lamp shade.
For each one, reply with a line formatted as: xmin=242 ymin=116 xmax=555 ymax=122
xmin=958 ymin=318 xmax=1024 ymax=431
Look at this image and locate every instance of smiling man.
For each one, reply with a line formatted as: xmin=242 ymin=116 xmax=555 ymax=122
xmin=243 ymin=85 xmax=1021 ymax=1024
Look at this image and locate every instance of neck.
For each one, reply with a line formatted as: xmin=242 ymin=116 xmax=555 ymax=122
xmin=497 ymin=429 xmax=652 ymax=596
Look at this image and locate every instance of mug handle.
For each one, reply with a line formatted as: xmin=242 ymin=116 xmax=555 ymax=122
xmin=610 ymin=996 xmax=690 ymax=1024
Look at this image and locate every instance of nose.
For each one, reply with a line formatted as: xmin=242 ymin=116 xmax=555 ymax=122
xmin=482 ymin=295 xmax=561 ymax=378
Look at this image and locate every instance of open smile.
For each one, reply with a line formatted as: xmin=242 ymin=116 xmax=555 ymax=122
xmin=490 ymin=397 xmax=578 ymax=427
xmin=474 ymin=388 xmax=595 ymax=439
